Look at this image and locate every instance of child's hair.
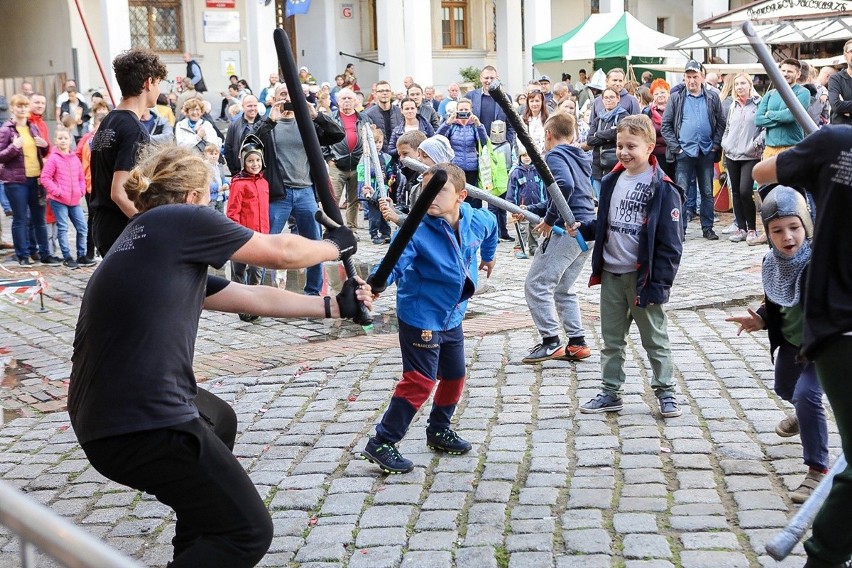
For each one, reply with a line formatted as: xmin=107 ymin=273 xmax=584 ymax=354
xmin=53 ymin=127 xmax=72 ymax=140
xmin=204 ymin=144 xmax=220 ymax=156
xmin=544 ymin=112 xmax=576 ymax=142
xmin=424 ymin=163 xmax=466 ymax=195
xmin=91 ymin=100 xmax=110 ymax=116
xmin=124 ymin=144 xmax=210 ymax=213
xmin=61 ymin=114 xmax=77 ymax=129
xmin=371 ymin=124 xmax=384 ymax=146
xmin=397 ymin=130 xmax=427 ymax=150
xmin=616 ymin=114 xmax=656 ymax=145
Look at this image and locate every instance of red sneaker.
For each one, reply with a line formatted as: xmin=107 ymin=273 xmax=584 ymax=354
xmin=558 ymin=344 xmax=591 ymax=361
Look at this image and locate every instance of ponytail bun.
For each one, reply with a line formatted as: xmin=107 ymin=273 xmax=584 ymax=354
xmin=123 ymin=169 xmax=150 ymax=204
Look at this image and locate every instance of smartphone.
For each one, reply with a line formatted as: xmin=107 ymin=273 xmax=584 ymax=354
xmin=457 ymin=111 xmax=471 ymax=119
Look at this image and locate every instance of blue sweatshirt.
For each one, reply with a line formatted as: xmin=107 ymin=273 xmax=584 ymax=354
xmin=527 ymin=144 xmax=596 ymax=228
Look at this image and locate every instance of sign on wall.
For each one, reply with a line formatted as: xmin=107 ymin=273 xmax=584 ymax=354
xmin=203 ymin=11 xmax=241 ymax=43
xmin=206 ymin=0 xmax=236 ymax=7
xmin=220 ymin=50 xmax=241 ymax=78
xmin=341 ymin=3 xmax=354 ymax=19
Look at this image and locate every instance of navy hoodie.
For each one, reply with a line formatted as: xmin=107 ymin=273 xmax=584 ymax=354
xmin=527 ymin=144 xmax=596 ymax=229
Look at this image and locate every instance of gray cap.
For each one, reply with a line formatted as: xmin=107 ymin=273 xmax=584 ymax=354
xmin=684 ymin=60 xmax=703 ymax=73
xmin=760 ymin=185 xmax=813 ymax=239
xmin=419 ymin=135 xmax=455 ymax=164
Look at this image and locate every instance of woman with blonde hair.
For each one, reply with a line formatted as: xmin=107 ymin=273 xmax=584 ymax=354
xmin=67 ymin=143 xmax=370 ymax=568
xmin=175 ymin=98 xmax=221 ymax=154
xmin=0 ymin=94 xmax=56 ymax=265
xmin=721 ymin=72 xmax=764 ymax=243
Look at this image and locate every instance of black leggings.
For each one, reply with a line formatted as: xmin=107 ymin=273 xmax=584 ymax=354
xmin=81 ymin=389 xmax=272 ymax=567
xmin=724 ymin=158 xmax=758 ymax=231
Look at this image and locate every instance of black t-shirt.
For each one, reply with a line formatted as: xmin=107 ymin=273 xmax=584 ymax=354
xmin=90 ymin=109 xmax=149 ymax=213
xmin=775 ymin=125 xmax=852 ymax=358
xmin=68 ymin=205 xmax=253 ymax=444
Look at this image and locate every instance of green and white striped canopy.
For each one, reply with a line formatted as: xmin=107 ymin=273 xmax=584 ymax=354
xmin=532 ymin=12 xmax=679 ymax=63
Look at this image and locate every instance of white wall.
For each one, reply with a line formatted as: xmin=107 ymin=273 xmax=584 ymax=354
xmin=0 ymin=0 xmax=73 ymax=78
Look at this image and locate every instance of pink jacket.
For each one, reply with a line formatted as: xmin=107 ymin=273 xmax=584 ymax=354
xmin=40 ymin=150 xmax=86 ymax=206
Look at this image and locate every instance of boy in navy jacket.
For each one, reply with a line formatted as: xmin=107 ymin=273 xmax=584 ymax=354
xmin=362 ymin=163 xmax=498 ymax=474
xmin=506 ymin=147 xmax=546 ymax=257
xmin=577 ymin=114 xmax=684 ymax=418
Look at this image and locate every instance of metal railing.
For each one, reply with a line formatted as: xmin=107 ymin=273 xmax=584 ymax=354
xmin=0 ymin=480 xmax=142 ymax=568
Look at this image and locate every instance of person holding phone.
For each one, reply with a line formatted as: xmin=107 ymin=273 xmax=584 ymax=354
xmin=437 ymin=99 xmax=488 ymax=207
xmin=254 ymin=83 xmax=344 ymax=295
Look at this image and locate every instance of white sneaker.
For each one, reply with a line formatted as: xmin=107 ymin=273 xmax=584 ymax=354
xmin=721 ymin=222 xmax=739 ymax=234
xmin=729 ymin=229 xmax=747 ymax=242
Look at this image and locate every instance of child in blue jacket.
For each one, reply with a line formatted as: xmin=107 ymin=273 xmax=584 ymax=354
xmin=506 ymin=146 xmax=546 ymax=258
xmin=362 ymin=163 xmax=498 ymax=474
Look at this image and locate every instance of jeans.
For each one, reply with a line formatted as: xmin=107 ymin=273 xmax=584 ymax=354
xmin=725 ymin=159 xmax=759 ymax=232
xmin=599 ymin=270 xmax=675 ymax=398
xmin=269 ymin=188 xmax=323 ymax=295
xmin=49 ymin=200 xmax=88 ymax=260
xmin=676 ymin=152 xmax=715 ymax=232
xmin=367 ymin=200 xmax=390 ymax=239
xmin=81 ymin=390 xmax=273 ymax=567
xmin=6 ymin=178 xmax=49 ymax=261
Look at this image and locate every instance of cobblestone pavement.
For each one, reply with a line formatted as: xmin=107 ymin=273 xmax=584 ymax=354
xmin=0 ymin=213 xmax=838 ymax=568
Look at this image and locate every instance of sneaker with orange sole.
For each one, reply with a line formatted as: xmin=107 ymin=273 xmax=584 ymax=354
xmin=558 ymin=344 xmax=592 ymax=361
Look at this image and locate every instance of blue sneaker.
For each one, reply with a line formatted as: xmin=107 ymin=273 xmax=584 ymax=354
xmin=426 ymin=428 xmax=471 ymax=455
xmin=580 ymin=392 xmax=623 ymax=414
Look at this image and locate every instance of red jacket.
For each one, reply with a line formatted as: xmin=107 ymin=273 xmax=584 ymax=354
xmin=226 ymin=171 xmax=269 ymax=233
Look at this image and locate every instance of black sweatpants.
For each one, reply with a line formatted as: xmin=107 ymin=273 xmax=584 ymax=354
xmin=81 ymin=389 xmax=272 ymax=567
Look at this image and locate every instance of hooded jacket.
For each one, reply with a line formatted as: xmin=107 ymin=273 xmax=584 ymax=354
xmin=507 ymin=162 xmax=546 ymax=207
xmin=721 ymin=95 xmax=764 ymax=161
xmin=0 ymin=119 xmax=48 ymax=183
xmin=437 ymin=121 xmax=488 ymax=172
xmin=379 ymin=202 xmax=498 ymax=331
xmin=40 ymin=150 xmax=86 ymax=206
xmin=227 ymin=171 xmax=270 ymax=233
xmin=526 ymin=144 xmax=596 ymax=229
xmin=587 ymin=156 xmax=684 ymax=307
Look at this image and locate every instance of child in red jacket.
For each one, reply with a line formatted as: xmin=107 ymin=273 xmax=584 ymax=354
xmin=39 ymin=128 xmax=93 ymax=269
xmin=226 ymin=135 xmax=269 ymax=322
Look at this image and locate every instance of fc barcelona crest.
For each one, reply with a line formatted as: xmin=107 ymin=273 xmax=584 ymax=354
xmin=421 ymin=330 xmax=433 ymax=342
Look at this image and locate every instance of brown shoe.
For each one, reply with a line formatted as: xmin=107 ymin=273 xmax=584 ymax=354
xmin=0 ymin=241 xmax=13 ymax=250
xmin=791 ymin=470 xmax=825 ymax=504
xmin=776 ymin=415 xmax=799 ymax=437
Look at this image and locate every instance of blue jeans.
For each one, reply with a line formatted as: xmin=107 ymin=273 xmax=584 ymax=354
xmin=268 ymin=187 xmax=323 ymax=295
xmin=367 ymin=200 xmax=390 ymax=239
xmin=49 ymin=200 xmax=88 ymax=260
xmin=488 ymin=191 xmax=511 ymax=239
xmin=675 ymin=152 xmax=715 ymax=232
xmin=775 ymin=340 xmax=829 ymax=472
xmin=6 ymin=178 xmax=49 ymax=261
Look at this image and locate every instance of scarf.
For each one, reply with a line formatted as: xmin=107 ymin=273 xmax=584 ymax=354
xmin=762 ymin=240 xmax=811 ymax=308
xmin=598 ymin=105 xmax=628 ymax=123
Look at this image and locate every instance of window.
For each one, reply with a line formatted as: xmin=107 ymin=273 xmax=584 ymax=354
xmin=441 ymin=1 xmax=468 ymax=48
xmin=656 ymin=17 xmax=668 ymax=34
xmin=129 ymin=0 xmax=184 ymax=53
xmin=591 ymin=0 xmax=600 ymax=15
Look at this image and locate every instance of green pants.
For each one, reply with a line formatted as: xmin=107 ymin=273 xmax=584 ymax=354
xmin=599 ymin=271 xmax=675 ymax=398
xmin=805 ymin=335 xmax=852 ymax=566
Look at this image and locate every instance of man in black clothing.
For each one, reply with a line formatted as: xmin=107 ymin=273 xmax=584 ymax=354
xmin=362 ymin=80 xmax=402 ymax=154
xmin=90 ymin=48 xmax=167 ymax=255
xmin=828 ymin=39 xmax=852 ymax=125
xmin=223 ymin=95 xmax=262 ymax=174
xmin=183 ymin=52 xmax=207 ymax=93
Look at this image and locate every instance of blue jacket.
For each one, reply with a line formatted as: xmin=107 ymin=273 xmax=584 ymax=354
xmin=506 ymin=162 xmax=546 ymax=207
xmin=378 ymin=202 xmax=498 ymax=331
xmin=437 ymin=122 xmax=488 ymax=172
xmin=526 ymin=144 xmax=596 ymax=229
xmin=587 ymin=156 xmax=684 ymax=307
xmin=465 ymin=89 xmax=516 ymax=147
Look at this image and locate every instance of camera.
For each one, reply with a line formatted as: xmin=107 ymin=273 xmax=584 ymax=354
xmin=457 ymin=111 xmax=470 ymax=119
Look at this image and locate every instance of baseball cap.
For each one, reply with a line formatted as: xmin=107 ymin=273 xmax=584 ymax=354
xmin=538 ymin=75 xmax=551 ymax=83
xmin=684 ymin=60 xmax=703 ymax=73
